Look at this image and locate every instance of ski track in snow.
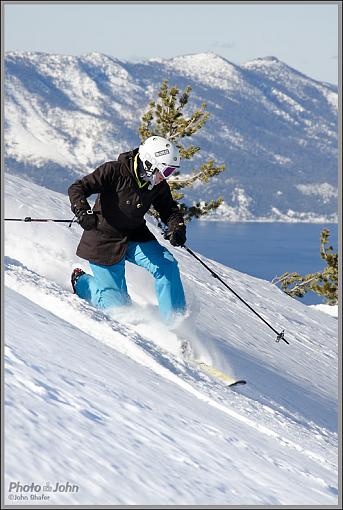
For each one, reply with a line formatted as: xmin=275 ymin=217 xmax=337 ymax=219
xmin=4 ymin=173 xmax=338 ymax=505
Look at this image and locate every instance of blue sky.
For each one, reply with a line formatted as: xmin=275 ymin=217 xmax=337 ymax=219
xmin=4 ymin=2 xmax=339 ymax=84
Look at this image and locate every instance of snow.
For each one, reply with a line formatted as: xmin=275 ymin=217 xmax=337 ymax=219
xmin=271 ymin=89 xmax=305 ymax=113
xmin=165 ymin=52 xmax=243 ymax=91
xmin=269 ymin=207 xmax=338 ymax=224
xmin=5 ymin=81 xmax=76 ymax=167
xmin=309 ymin=304 xmax=338 ymax=318
xmin=296 ymin=183 xmax=338 ymax=204
xmin=204 ymin=188 xmax=253 ymax=222
xmin=200 ymin=201 xmax=338 ymax=224
xmin=4 ymin=173 xmax=338 ymax=505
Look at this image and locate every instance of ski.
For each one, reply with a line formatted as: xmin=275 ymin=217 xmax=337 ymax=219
xmin=180 ymin=339 xmax=246 ymax=387
xmin=196 ymin=362 xmax=246 ymax=387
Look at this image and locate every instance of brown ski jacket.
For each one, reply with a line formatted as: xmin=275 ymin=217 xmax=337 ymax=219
xmin=68 ymin=148 xmax=183 ymax=265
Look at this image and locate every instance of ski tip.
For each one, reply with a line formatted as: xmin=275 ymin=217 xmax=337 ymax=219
xmin=197 ymin=362 xmax=246 ymax=387
xmin=228 ymin=379 xmax=247 ymax=387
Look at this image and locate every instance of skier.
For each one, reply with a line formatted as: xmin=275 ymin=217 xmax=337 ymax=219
xmin=68 ymin=136 xmax=187 ymax=323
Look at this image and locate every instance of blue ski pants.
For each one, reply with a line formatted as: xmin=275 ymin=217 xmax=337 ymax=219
xmin=75 ymin=240 xmax=186 ymax=323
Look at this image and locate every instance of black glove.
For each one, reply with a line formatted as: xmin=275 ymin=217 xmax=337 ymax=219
xmin=73 ymin=203 xmax=97 ymax=231
xmin=166 ymin=217 xmax=186 ymax=247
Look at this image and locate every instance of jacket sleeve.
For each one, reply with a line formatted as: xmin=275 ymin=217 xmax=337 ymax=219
xmin=68 ymin=162 xmax=117 ymax=213
xmin=152 ymin=181 xmax=184 ymax=226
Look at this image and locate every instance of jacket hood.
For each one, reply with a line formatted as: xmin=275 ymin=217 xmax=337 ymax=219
xmin=117 ymin=147 xmax=139 ymax=172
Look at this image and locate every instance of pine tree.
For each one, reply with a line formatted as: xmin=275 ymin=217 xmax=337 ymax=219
xmin=139 ymin=80 xmax=225 ymax=222
xmin=272 ymin=229 xmax=338 ymax=305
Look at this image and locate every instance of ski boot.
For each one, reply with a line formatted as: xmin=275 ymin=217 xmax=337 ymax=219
xmin=71 ymin=268 xmax=85 ymax=294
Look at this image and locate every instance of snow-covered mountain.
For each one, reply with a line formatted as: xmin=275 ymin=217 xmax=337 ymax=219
xmin=4 ymin=173 xmax=338 ymax=505
xmin=5 ymin=51 xmax=338 ymax=222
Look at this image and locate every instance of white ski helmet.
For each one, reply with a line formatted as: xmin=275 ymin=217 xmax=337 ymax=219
xmin=138 ymin=136 xmax=180 ymax=180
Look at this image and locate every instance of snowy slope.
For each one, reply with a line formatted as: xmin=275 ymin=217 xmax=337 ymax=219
xmin=4 ymin=174 xmax=338 ymax=505
xmin=5 ymin=51 xmax=338 ymax=221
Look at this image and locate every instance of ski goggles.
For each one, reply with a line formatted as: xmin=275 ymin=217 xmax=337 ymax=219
xmin=158 ymin=164 xmax=179 ymax=178
xmin=144 ymin=161 xmax=179 ymax=179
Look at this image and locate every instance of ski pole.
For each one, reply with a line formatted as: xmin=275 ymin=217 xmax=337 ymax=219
xmin=184 ymin=245 xmax=289 ymax=345
xmin=5 ymin=216 xmax=76 ymax=227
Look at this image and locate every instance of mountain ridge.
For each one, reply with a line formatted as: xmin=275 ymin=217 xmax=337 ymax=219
xmin=5 ymin=51 xmax=338 ymax=221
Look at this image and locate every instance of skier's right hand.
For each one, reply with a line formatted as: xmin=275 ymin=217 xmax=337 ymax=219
xmin=74 ymin=205 xmax=97 ymax=231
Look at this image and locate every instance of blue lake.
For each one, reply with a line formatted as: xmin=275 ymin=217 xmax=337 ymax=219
xmin=186 ymin=222 xmax=338 ymax=305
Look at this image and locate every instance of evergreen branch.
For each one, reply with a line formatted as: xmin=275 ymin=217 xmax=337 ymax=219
xmin=271 ymin=273 xmax=293 ymax=285
xmin=286 ymin=274 xmax=321 ymax=293
xmin=139 ymin=79 xmax=226 ymax=223
xmin=168 ymin=110 xmax=209 ymax=140
xmin=272 ymin=229 xmax=338 ymax=305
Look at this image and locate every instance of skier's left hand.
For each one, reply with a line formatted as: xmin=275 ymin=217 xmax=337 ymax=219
xmin=166 ymin=222 xmax=186 ymax=247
